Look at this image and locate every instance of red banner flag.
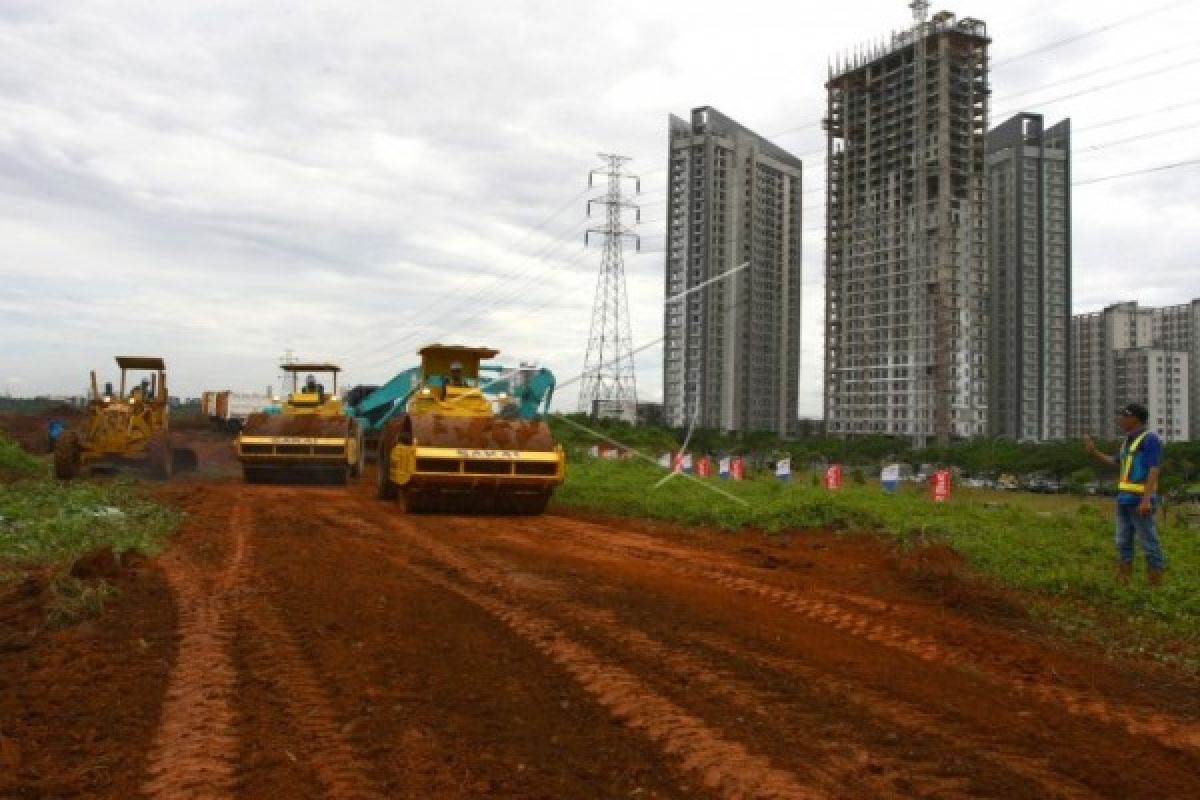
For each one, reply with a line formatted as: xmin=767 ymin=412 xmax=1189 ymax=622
xmin=931 ymin=469 xmax=952 ymax=503
xmin=824 ymin=464 xmax=843 ymax=491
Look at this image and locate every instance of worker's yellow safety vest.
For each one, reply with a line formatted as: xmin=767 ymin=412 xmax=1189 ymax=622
xmin=1118 ymin=431 xmax=1150 ymax=494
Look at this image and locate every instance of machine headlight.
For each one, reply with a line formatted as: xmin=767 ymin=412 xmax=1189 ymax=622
xmin=421 ymin=387 xmax=432 ymax=396
xmin=497 ymin=392 xmax=508 ymax=400
xmin=102 ymin=395 xmax=112 ymax=403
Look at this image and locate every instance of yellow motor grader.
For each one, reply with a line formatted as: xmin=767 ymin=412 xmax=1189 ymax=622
xmin=54 ymin=356 xmax=197 ymax=480
xmin=377 ymin=344 xmax=565 ymax=514
xmin=236 ymin=363 xmax=363 ymax=484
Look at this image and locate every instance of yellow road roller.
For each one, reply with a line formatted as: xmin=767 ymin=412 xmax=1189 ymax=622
xmin=377 ymin=345 xmax=565 ymax=513
xmin=237 ymin=363 xmax=363 ymax=484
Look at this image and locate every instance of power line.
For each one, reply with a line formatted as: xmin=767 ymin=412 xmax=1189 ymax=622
xmin=997 ymin=39 xmax=1199 ymax=103
xmin=1074 ymin=97 xmax=1200 ymax=134
xmin=340 ymin=217 xmax=592 ymax=370
xmin=993 ymin=54 xmax=1200 ymax=119
xmin=349 ymin=3 xmax=1200 ymax=374
xmin=1074 ymin=156 xmax=1200 ymax=185
xmin=1078 ymin=120 xmax=1200 ymax=153
xmin=340 ymin=185 xmax=593 ymax=364
xmin=992 ymin=0 xmax=1196 ymax=67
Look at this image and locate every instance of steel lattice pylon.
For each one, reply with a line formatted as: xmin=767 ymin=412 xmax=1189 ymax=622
xmin=578 ymin=153 xmax=640 ymax=421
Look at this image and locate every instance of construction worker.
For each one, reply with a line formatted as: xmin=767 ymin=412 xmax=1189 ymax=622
xmin=1085 ymin=402 xmax=1166 ymax=586
xmin=448 ymin=361 xmax=466 ymax=387
xmin=46 ymin=419 xmax=65 ymax=453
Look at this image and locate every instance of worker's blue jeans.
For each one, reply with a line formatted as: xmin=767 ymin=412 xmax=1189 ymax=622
xmin=1115 ymin=502 xmax=1166 ymax=571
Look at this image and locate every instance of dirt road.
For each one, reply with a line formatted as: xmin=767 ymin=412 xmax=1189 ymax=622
xmin=3 ymin=474 xmax=1200 ymax=799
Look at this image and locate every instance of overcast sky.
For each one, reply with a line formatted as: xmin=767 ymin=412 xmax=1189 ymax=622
xmin=2 ymin=0 xmax=1199 ymax=411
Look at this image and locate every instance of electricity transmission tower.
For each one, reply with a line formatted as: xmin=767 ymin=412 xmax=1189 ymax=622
xmin=578 ymin=153 xmax=640 ymax=421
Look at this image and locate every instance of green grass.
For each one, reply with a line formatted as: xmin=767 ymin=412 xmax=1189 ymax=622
xmin=45 ymin=575 xmax=121 ymax=628
xmin=0 ymin=435 xmax=180 ymax=567
xmin=0 ymin=433 xmax=180 ymax=628
xmin=557 ymin=459 xmax=1200 ymax=669
xmin=0 ymin=477 xmax=180 ymax=564
xmin=0 ymin=434 xmax=45 ymax=478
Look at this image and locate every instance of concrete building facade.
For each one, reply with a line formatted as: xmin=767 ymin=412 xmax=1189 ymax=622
xmin=1153 ymin=298 xmax=1200 ymax=439
xmin=1071 ymin=300 xmax=1194 ymax=441
xmin=986 ymin=113 xmax=1071 ymax=441
xmin=662 ymin=107 xmax=803 ymax=435
xmin=1112 ymin=349 xmax=1189 ymax=442
xmin=824 ymin=11 xmax=990 ymax=445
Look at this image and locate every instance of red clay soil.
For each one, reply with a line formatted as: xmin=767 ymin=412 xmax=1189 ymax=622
xmin=0 ymin=553 xmax=175 ymax=798
xmin=0 ymin=410 xmax=78 ymax=455
xmin=2 ymin=471 xmax=1200 ymax=798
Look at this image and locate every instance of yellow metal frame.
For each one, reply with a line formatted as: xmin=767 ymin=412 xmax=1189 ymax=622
xmin=236 ymin=363 xmax=360 ymax=473
xmin=387 ymin=443 xmax=565 ymax=489
xmin=236 ymin=436 xmax=353 ymax=465
xmin=78 ymin=357 xmax=170 ymax=465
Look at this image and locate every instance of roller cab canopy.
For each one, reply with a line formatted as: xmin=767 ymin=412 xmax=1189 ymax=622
xmin=281 ymin=363 xmax=342 ymax=395
xmin=115 ymin=356 xmax=166 ymax=371
xmin=418 ymin=345 xmax=500 ymax=382
xmin=281 ymin=363 xmax=342 ymax=374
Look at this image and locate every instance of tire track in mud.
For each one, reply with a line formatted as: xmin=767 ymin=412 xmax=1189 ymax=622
xmin=416 ymin=517 xmax=1101 ymax=799
xmin=240 ymin=498 xmax=384 ymax=800
xmin=339 ymin=507 xmax=824 ymax=800
xmin=536 ymin=516 xmax=1200 ymax=753
xmin=144 ymin=487 xmax=384 ymax=800
xmin=142 ymin=499 xmax=248 ymax=799
xmin=686 ymin=631 xmax=1102 ymax=800
xmin=557 ymin=606 xmax=977 ymax=799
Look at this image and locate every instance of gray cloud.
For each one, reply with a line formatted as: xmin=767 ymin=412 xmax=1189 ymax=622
xmin=2 ymin=0 xmax=1198 ymax=418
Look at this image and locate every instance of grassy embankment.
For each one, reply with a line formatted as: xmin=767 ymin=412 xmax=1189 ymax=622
xmin=0 ymin=434 xmax=180 ymax=624
xmin=557 ymin=457 xmax=1200 ymax=670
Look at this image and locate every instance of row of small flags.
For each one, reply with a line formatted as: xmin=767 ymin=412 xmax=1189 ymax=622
xmin=648 ymin=452 xmax=955 ymax=502
xmin=655 ymin=452 xmax=749 ymax=480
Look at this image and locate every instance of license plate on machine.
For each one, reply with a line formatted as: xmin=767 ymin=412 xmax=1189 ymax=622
xmin=275 ymin=437 xmax=320 ymax=445
xmin=455 ymin=449 xmax=520 ymax=459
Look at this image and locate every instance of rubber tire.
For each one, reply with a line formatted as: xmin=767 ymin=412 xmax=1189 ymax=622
xmin=377 ymin=432 xmax=398 ymax=501
xmin=511 ymin=492 xmax=550 ymax=515
xmin=349 ymin=426 xmax=365 ymax=478
xmin=147 ymin=433 xmax=173 ymax=480
xmin=400 ymin=489 xmax=432 ymax=514
xmin=173 ymin=448 xmax=199 ymax=473
xmin=53 ymin=432 xmax=81 ymax=480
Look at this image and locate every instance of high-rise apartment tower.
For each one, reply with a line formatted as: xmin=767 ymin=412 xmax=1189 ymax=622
xmin=1071 ymin=300 xmax=1193 ymax=442
xmin=987 ymin=113 xmax=1071 ymax=441
xmin=663 ymin=107 xmax=803 ymax=435
xmin=1153 ymin=299 xmax=1200 ymax=439
xmin=824 ymin=9 xmax=990 ymax=445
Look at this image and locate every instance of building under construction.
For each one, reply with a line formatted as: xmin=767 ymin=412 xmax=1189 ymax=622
xmin=824 ymin=7 xmax=990 ymax=445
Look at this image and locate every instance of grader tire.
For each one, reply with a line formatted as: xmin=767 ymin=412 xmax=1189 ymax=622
xmin=147 ymin=433 xmax=174 ymax=480
xmin=173 ymin=447 xmax=199 ymax=473
xmin=53 ymin=432 xmax=81 ymax=480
